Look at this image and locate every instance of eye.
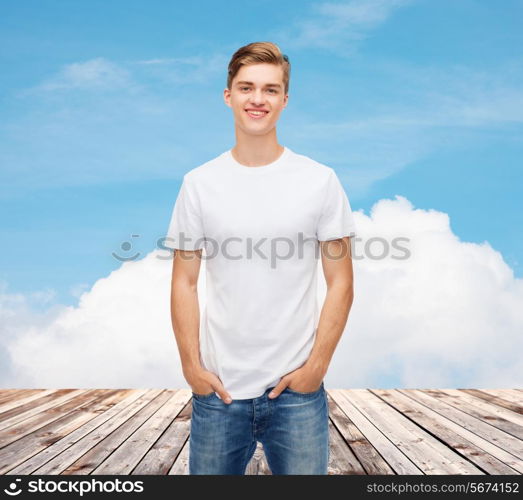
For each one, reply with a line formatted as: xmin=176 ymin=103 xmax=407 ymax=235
xmin=267 ymin=89 xmax=277 ymax=94
xmin=240 ymin=86 xmax=250 ymax=91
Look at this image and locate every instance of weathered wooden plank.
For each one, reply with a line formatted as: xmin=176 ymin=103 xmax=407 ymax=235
xmin=423 ymin=390 xmax=523 ymax=440
xmin=92 ymin=390 xmax=191 ymax=474
xmin=0 ymin=390 xmax=56 ymax=412
xmin=0 ymin=389 xmax=89 ymax=433
xmin=440 ymin=390 xmax=523 ymax=429
xmin=132 ymin=399 xmax=192 ymax=475
xmin=61 ymin=390 xmax=175 ymax=475
xmin=329 ymin=389 xmax=421 ymax=474
xmin=0 ymin=390 xmax=37 ymax=406
xmin=345 ymin=389 xmax=482 ymax=474
xmin=1 ymin=388 xmax=520 ymax=476
xmin=326 ymin=418 xmax=366 ymax=475
xmin=461 ymin=389 xmax=523 ymax=415
xmin=327 ymin=392 xmax=394 ymax=475
xmin=168 ymin=438 xmax=189 ymax=475
xmin=7 ymin=390 xmax=144 ymax=475
xmin=481 ymin=390 xmax=523 ymax=407
xmin=399 ymin=390 xmax=523 ymax=467
xmin=0 ymin=390 xmax=129 ymax=474
xmin=33 ymin=389 xmax=162 ymax=475
xmin=0 ymin=390 xmax=99 ymax=448
xmin=245 ymin=442 xmax=271 ymax=475
xmin=373 ymin=389 xmax=518 ymax=475
xmin=499 ymin=390 xmax=523 ymax=400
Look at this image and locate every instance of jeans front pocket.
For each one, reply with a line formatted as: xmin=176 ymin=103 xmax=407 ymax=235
xmin=191 ymin=391 xmax=216 ymax=400
xmin=284 ymin=380 xmax=324 ymax=396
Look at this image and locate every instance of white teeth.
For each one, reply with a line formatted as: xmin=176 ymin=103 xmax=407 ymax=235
xmin=247 ymin=110 xmax=267 ymax=115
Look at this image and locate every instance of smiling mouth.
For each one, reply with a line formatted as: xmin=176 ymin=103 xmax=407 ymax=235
xmin=245 ymin=109 xmax=269 ymax=119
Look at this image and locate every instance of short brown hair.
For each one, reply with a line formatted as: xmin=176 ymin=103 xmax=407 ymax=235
xmin=227 ymin=41 xmax=290 ymax=95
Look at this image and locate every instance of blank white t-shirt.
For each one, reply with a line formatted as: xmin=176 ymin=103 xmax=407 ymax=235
xmin=165 ymin=146 xmax=357 ymax=399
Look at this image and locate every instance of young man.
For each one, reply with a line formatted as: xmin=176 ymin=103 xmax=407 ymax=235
xmin=166 ymin=42 xmax=357 ymax=475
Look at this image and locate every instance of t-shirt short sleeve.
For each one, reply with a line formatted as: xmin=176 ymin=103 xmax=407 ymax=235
xmin=316 ymin=169 xmax=357 ymax=241
xmin=165 ymin=176 xmax=206 ymax=251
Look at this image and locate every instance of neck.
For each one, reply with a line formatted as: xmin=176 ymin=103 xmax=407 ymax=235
xmin=231 ymin=127 xmax=283 ymax=167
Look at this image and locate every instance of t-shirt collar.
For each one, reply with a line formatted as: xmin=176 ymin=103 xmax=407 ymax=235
xmin=224 ymin=146 xmax=291 ymax=173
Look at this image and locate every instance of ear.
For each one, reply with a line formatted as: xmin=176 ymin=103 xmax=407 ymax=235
xmin=223 ymin=88 xmax=231 ymax=108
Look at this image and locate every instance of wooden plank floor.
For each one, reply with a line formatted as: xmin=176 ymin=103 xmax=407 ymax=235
xmin=0 ymin=388 xmax=521 ymax=475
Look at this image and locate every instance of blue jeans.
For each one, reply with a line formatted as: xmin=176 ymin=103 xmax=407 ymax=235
xmin=189 ymin=381 xmax=329 ymax=475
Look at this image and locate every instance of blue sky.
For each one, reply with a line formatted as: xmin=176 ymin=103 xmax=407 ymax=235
xmin=1 ymin=0 xmax=522 ymax=309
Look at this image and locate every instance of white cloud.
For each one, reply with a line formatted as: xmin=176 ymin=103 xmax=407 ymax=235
xmin=2 ymin=196 xmax=522 ymax=390
xmin=131 ymin=53 xmax=229 ymax=85
xmin=325 ymin=195 xmax=523 ymax=388
xmin=69 ymin=283 xmax=90 ymax=299
xmin=35 ymin=58 xmax=135 ymax=92
xmin=272 ymin=0 xmax=413 ymax=53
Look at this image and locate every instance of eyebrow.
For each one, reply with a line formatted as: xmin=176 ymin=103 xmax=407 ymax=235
xmin=236 ymin=81 xmax=282 ymax=89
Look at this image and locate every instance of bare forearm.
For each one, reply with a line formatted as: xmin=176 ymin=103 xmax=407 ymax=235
xmin=170 ymin=281 xmax=202 ymax=376
xmin=305 ymin=283 xmax=354 ymax=375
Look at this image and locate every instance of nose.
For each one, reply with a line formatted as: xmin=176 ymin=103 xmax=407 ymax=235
xmin=249 ymin=88 xmax=265 ymax=106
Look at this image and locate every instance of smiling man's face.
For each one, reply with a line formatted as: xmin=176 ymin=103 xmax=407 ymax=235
xmin=224 ymin=63 xmax=288 ymax=136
